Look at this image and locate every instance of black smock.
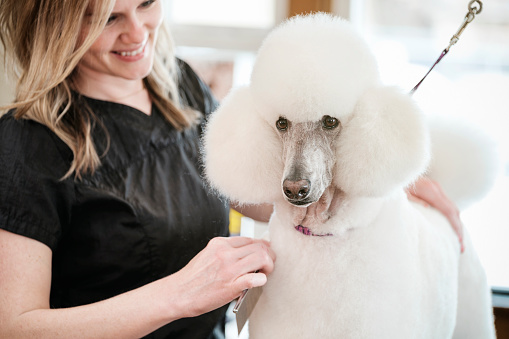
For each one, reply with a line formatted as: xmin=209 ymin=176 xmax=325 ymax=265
xmin=0 ymin=61 xmax=230 ymax=338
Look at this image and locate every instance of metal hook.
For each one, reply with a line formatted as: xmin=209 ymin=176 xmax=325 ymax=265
xmin=468 ymin=0 xmax=483 ymax=15
xmin=447 ymin=0 xmax=483 ymax=51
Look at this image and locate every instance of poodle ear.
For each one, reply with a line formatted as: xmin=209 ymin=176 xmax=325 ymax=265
xmin=203 ymin=87 xmax=283 ymax=204
xmin=334 ymin=86 xmax=430 ymax=197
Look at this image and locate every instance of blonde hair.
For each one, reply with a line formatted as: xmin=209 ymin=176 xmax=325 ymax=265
xmin=0 ymin=0 xmax=197 ymax=179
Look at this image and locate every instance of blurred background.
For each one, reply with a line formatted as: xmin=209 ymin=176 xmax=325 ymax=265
xmin=1 ymin=0 xmax=507 ymax=335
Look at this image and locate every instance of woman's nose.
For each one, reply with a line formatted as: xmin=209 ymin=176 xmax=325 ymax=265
xmin=121 ymin=15 xmax=146 ymax=44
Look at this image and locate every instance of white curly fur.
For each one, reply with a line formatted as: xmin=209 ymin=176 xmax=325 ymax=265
xmin=203 ymin=12 xmax=496 ymax=339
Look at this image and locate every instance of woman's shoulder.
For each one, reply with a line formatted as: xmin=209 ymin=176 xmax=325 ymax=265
xmin=0 ymin=111 xmax=75 ymax=250
xmin=176 ymin=58 xmax=219 ymax=116
xmin=0 ymin=110 xmax=72 ymax=177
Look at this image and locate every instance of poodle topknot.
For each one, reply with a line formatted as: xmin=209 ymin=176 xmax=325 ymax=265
xmin=204 ymin=13 xmax=430 ymax=204
xmin=250 ymin=13 xmax=379 ymax=122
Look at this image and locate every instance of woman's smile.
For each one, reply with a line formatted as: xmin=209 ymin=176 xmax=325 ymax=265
xmin=112 ymin=41 xmax=147 ymax=60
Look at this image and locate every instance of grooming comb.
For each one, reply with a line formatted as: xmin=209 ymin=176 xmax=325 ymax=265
xmin=233 ymin=286 xmax=263 ymax=335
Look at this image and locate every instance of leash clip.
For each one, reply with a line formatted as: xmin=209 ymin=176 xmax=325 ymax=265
xmin=447 ymin=0 xmax=483 ymax=51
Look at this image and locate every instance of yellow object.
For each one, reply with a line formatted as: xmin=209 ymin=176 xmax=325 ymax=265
xmin=229 ymin=208 xmax=243 ymax=235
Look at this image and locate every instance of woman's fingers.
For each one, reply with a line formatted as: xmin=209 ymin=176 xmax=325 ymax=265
xmin=196 ymin=236 xmax=275 ymax=289
xmin=233 ymin=247 xmax=275 ymax=277
xmin=230 ymin=239 xmax=275 ymax=260
xmin=405 ymin=190 xmax=430 ymax=207
xmin=234 ymin=271 xmax=268 ymax=291
xmin=406 ymin=177 xmax=465 ymax=253
xmin=223 ymin=238 xmax=275 ymax=290
xmin=440 ymin=203 xmax=465 ymax=253
xmin=172 ymin=236 xmax=276 ymax=317
xmin=223 ymin=236 xmax=257 ymax=248
xmin=219 ymin=237 xmax=276 ymax=270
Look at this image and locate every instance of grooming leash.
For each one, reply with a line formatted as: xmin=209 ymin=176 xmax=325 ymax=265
xmin=410 ymin=0 xmax=483 ymax=94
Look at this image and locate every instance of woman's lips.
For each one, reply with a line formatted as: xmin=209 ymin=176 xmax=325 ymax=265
xmin=112 ymin=43 xmax=146 ymax=60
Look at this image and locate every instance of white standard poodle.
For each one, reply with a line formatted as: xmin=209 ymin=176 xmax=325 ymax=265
xmin=203 ymin=13 xmax=497 ymax=339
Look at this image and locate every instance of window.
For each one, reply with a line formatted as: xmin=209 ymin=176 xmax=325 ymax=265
xmin=167 ymin=0 xmax=276 ymax=28
xmin=165 ymin=0 xmax=284 ymax=98
xmin=165 ymin=0 xmax=284 ymax=51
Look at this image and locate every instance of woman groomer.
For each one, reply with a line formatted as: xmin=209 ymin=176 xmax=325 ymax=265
xmin=0 ymin=1 xmax=274 ymax=337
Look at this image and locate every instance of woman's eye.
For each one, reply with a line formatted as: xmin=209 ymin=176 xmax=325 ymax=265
xmin=140 ymin=0 xmax=156 ymax=8
xmin=322 ymin=115 xmax=340 ymax=129
xmin=276 ymin=117 xmax=289 ymax=131
xmin=107 ymin=15 xmax=118 ymax=24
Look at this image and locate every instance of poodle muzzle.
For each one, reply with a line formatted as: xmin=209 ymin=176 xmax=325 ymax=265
xmin=278 ymin=117 xmax=341 ymax=207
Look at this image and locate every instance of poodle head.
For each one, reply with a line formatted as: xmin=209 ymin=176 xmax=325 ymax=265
xmin=203 ymin=13 xmax=430 ymax=206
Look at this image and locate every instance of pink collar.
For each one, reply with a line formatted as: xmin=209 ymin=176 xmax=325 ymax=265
xmin=295 ymin=225 xmax=333 ymax=237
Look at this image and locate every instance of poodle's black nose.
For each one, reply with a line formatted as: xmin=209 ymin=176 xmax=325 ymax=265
xmin=283 ymin=179 xmax=310 ymax=201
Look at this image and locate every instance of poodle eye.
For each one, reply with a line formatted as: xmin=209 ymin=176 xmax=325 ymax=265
xmin=322 ymin=115 xmax=340 ymax=130
xmin=276 ymin=117 xmax=289 ymax=131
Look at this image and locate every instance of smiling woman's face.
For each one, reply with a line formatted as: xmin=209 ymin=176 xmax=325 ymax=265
xmin=76 ymin=0 xmax=163 ymax=83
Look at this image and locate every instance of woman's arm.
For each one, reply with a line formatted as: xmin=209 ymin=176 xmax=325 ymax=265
xmin=406 ymin=177 xmax=464 ymax=252
xmin=231 ymin=203 xmax=274 ymax=223
xmin=0 ymin=229 xmax=275 ymax=338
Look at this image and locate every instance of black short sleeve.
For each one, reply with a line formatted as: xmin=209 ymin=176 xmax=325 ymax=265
xmin=0 ymin=113 xmax=75 ymax=249
xmin=177 ymin=58 xmax=220 ymax=117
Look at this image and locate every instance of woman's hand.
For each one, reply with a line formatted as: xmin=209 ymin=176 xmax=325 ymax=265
xmin=169 ymin=236 xmax=276 ymax=317
xmin=406 ymin=177 xmax=464 ymax=253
